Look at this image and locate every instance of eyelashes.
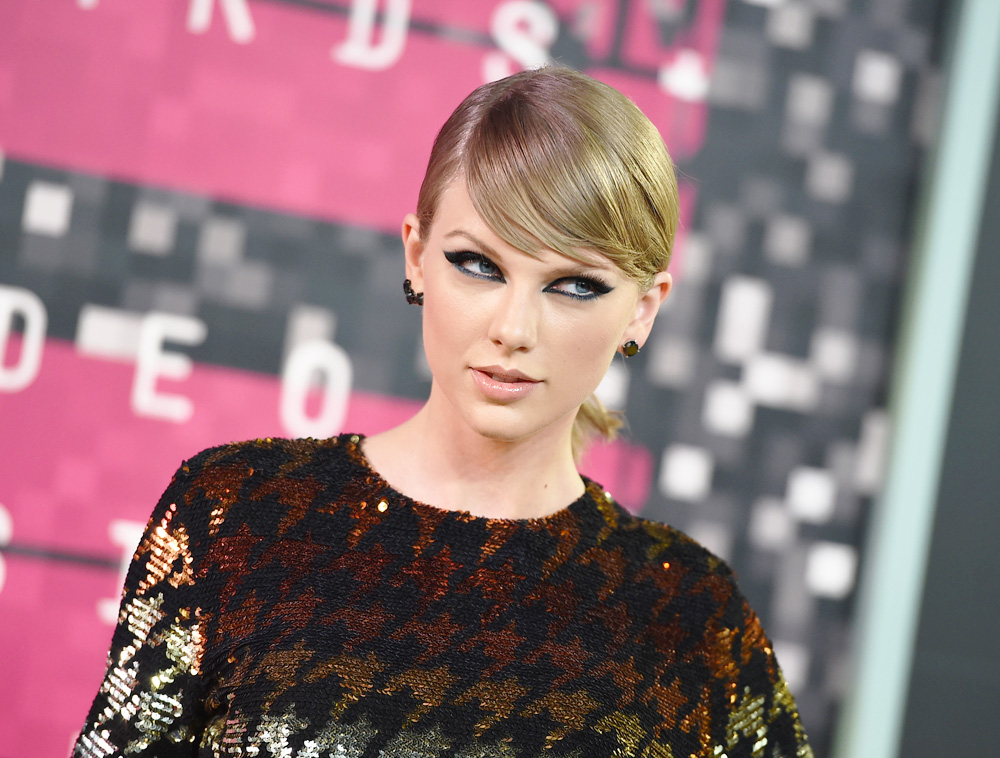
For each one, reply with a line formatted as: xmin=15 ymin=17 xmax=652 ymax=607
xmin=444 ymin=251 xmax=500 ymax=280
xmin=442 ymin=250 xmax=614 ymax=301
xmin=552 ymin=277 xmax=613 ymax=300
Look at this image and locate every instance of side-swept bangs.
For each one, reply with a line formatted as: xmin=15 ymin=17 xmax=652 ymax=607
xmin=416 ymin=66 xmax=679 ymax=289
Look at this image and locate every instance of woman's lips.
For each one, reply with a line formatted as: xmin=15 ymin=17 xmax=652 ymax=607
xmin=470 ymin=367 xmax=540 ymax=401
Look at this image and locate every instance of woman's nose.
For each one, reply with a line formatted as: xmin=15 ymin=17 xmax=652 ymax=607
xmin=487 ymin=286 xmax=539 ymax=351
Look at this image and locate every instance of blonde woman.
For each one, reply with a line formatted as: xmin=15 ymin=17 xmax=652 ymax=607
xmin=76 ymin=66 xmax=812 ymax=758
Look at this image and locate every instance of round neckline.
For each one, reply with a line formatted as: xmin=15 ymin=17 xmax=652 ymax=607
xmin=338 ymin=433 xmax=598 ymax=528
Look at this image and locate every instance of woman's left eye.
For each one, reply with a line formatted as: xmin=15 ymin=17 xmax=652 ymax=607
xmin=548 ymin=277 xmax=613 ymax=300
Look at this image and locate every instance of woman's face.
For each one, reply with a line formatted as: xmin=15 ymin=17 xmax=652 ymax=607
xmin=404 ymin=178 xmax=671 ymax=448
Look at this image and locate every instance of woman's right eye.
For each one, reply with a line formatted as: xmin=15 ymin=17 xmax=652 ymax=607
xmin=443 ymin=251 xmax=503 ymax=281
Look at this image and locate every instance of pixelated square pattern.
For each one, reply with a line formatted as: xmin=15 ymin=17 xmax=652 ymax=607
xmin=0 ymin=0 xmax=947 ymax=752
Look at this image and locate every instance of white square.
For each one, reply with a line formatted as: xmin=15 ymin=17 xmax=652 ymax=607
xmin=767 ymin=3 xmax=815 ymax=50
xmin=676 ymin=232 xmax=712 ymax=283
xmin=686 ymin=521 xmax=732 ymax=561
xmin=714 ymin=276 xmax=773 ymax=363
xmin=810 ymin=328 xmax=858 ymax=382
xmin=744 ymin=353 xmax=820 ymax=411
xmin=703 ymin=380 xmax=755 ymax=437
xmin=595 ymin=361 xmax=630 ymax=411
xmin=75 ymin=304 xmax=143 ymax=361
xmin=749 ymin=496 xmax=796 ymax=550
xmin=128 ymin=201 xmax=178 ymax=255
xmin=805 ymin=541 xmax=857 ymax=598
xmin=23 ymin=181 xmax=73 ymax=237
xmin=786 ymin=466 xmax=836 ymax=523
xmin=853 ymin=49 xmax=903 ymax=105
xmin=764 ymin=214 xmax=811 ymax=266
xmin=659 ymin=444 xmax=714 ymax=502
xmin=772 ymin=641 xmax=810 ymax=692
xmin=657 ymin=49 xmax=709 ymax=103
xmin=806 ymin=152 xmax=854 ymax=203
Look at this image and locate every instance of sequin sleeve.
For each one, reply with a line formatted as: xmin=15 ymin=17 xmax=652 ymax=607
xmin=705 ymin=585 xmax=813 ymax=758
xmin=74 ymin=456 xmax=213 ymax=757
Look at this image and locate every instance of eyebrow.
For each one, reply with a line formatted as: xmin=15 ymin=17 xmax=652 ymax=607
xmin=443 ymin=229 xmax=499 ymax=258
xmin=442 ymin=228 xmax=614 ymax=279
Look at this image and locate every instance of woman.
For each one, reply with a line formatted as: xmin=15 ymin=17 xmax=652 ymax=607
xmin=75 ymin=67 xmax=812 ymax=757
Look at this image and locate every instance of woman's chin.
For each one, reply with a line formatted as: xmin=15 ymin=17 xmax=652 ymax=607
xmin=455 ymin=405 xmax=574 ymax=449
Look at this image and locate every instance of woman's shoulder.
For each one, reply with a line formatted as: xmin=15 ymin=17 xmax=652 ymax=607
xmin=598 ymin=498 xmax=770 ymax=650
xmin=156 ymin=435 xmax=361 ymax=531
xmin=596 ymin=492 xmax=739 ymax=591
xmin=178 ymin=434 xmax=350 ymax=476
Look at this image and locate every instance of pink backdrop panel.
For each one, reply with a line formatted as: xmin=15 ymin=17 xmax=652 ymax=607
xmin=0 ymin=0 xmax=714 ymax=235
xmin=0 ymin=337 xmax=650 ymax=756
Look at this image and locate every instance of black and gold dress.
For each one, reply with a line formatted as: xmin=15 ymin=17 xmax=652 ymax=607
xmin=75 ymin=434 xmax=812 ymax=758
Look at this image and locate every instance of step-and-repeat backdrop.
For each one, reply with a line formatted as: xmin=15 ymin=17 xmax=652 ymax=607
xmin=0 ymin=0 xmax=943 ymax=754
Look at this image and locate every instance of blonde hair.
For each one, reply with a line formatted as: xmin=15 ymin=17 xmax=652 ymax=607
xmin=417 ymin=66 xmax=679 ymax=459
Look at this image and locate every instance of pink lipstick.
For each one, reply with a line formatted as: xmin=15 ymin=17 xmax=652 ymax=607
xmin=470 ymin=366 xmax=540 ymax=402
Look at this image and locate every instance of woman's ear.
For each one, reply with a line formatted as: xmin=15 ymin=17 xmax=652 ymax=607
xmin=623 ymin=271 xmax=673 ymax=349
xmin=402 ymin=213 xmax=425 ymax=291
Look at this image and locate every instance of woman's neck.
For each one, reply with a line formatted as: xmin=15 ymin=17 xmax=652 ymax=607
xmin=361 ymin=403 xmax=584 ymax=520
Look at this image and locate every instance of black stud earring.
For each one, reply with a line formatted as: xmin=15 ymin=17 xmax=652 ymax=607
xmin=403 ymin=279 xmax=424 ymax=306
xmin=622 ymin=340 xmax=640 ymax=357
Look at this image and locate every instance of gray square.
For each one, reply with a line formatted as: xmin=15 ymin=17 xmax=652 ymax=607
xmin=764 ymin=215 xmax=812 ymax=266
xmin=128 ymin=201 xmax=178 ymax=256
xmin=197 ymin=216 xmax=246 ymax=265
xmin=767 ymin=2 xmax=815 ymax=50
xmin=806 ymin=152 xmax=854 ymax=203
xmin=709 ymin=59 xmax=770 ymax=110
xmin=786 ymin=75 xmax=835 ymax=128
xmin=851 ymin=101 xmax=894 ymax=134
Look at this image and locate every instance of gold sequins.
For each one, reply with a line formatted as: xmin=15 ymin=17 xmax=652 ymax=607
xmin=521 ymin=690 xmax=599 ymax=748
xmin=382 ymin=666 xmax=458 ymax=723
xmin=454 ymin=740 xmax=520 ymax=758
xmin=455 ymin=678 xmax=529 ymax=735
xmin=379 ymin=723 xmax=451 ymax=756
xmin=135 ymin=512 xmax=194 ymax=594
xmin=594 ymin=711 xmax=644 ymax=756
xmin=78 ymin=598 xmax=204 ymax=753
xmin=724 ymin=687 xmax=767 ymax=756
xmin=76 ymin=436 xmax=813 ymax=758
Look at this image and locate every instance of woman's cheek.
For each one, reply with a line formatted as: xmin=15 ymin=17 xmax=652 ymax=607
xmin=424 ymin=288 xmax=474 ymax=365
